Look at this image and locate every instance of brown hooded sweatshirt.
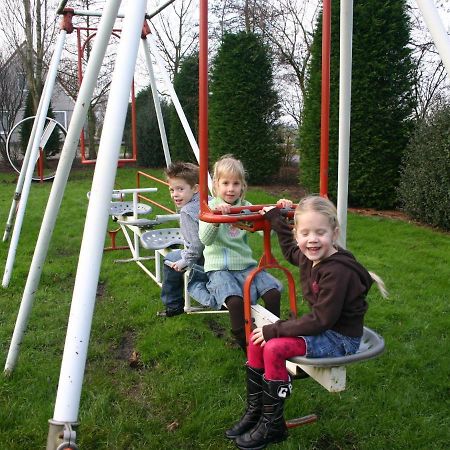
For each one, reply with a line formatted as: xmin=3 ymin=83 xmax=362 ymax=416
xmin=262 ymin=208 xmax=373 ymax=341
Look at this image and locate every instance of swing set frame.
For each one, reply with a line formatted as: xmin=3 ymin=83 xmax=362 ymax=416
xmin=2 ymin=0 xmax=449 ymax=448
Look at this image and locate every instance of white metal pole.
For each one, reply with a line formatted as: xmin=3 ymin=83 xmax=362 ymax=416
xmin=4 ymin=0 xmax=121 ymax=375
xmin=416 ymin=0 xmax=450 ymax=77
xmin=336 ymin=0 xmax=354 ymax=248
xmin=1 ymin=30 xmax=67 ymax=287
xmin=51 ymin=0 xmax=146 ymax=424
xmin=3 ymin=100 xmax=45 ymax=243
xmin=142 ymin=39 xmax=172 ymax=167
xmin=147 ymin=33 xmax=213 ymax=193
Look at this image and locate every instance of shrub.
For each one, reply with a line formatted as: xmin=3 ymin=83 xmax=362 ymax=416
xmin=398 ymin=106 xmax=450 ymax=230
xmin=209 ymin=32 xmax=282 ymax=184
xmin=124 ymin=87 xmax=169 ymax=168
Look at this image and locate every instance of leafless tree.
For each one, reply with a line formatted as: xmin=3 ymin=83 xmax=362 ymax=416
xmin=0 ymin=52 xmax=27 ymax=163
xmin=0 ymin=0 xmax=60 ymax=111
xmin=408 ymin=2 xmax=450 ymax=119
xmin=148 ymin=0 xmax=199 ymax=80
xmin=210 ymin=0 xmax=318 ymax=125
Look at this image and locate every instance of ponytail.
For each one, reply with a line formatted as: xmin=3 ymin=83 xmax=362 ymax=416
xmin=369 ymin=271 xmax=388 ymax=298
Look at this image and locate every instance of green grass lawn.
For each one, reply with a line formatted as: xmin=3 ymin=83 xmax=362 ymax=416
xmin=0 ymin=167 xmax=449 ymax=449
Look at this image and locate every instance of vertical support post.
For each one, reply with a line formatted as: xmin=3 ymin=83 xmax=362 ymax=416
xmin=48 ymin=3 xmax=146 ymax=446
xmin=337 ymin=0 xmax=354 ymax=248
xmin=2 ymin=30 xmax=67 ymax=287
xmin=199 ymin=0 xmax=209 ymax=211
xmin=4 ymin=0 xmax=121 ymax=375
xmin=319 ymin=0 xmax=331 ymax=198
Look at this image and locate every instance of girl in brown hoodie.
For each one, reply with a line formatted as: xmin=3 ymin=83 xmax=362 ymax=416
xmin=228 ymin=195 xmax=387 ymax=450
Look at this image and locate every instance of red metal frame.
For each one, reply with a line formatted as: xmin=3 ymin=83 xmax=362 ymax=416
xmin=136 ymin=171 xmax=176 ymax=214
xmin=38 ymin=147 xmax=44 ymax=183
xmin=198 ymin=0 xmax=331 ymax=429
xmin=320 ymin=0 xmax=331 ymax=198
xmin=242 ymin=219 xmax=298 ymax=343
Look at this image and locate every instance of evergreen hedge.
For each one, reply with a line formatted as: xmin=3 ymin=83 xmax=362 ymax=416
xmin=398 ymin=106 xmax=450 ymax=230
xmin=124 ymin=87 xmax=169 ymax=168
xmin=299 ymin=0 xmax=415 ymax=208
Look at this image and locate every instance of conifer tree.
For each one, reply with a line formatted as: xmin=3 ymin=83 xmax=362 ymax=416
xmin=299 ymin=0 xmax=416 ymax=208
xmin=124 ymin=87 xmax=170 ymax=168
xmin=209 ymin=32 xmax=281 ymax=184
xmin=169 ymin=52 xmax=199 ymax=163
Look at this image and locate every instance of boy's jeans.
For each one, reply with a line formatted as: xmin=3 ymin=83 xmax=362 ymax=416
xmin=161 ymin=250 xmax=184 ymax=312
xmin=161 ymin=250 xmax=214 ymax=311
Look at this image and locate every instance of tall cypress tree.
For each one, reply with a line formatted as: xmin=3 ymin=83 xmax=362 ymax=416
xmin=299 ymin=0 xmax=416 ymax=208
xmin=169 ymin=52 xmax=199 ymax=163
xmin=209 ymin=32 xmax=281 ymax=184
xmin=124 ymin=87 xmax=169 ymax=168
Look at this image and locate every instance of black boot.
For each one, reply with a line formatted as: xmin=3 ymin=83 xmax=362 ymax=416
xmin=234 ymin=377 xmax=292 ymax=450
xmin=225 ymin=365 xmax=264 ymax=440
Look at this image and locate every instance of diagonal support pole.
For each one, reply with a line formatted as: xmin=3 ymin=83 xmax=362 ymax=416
xmin=47 ymin=1 xmax=147 ymax=448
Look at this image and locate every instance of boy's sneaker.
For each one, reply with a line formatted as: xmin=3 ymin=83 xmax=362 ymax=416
xmin=157 ymin=307 xmax=185 ymax=318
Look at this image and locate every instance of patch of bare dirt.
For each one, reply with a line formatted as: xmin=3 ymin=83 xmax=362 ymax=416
xmin=348 ymin=207 xmax=410 ymax=221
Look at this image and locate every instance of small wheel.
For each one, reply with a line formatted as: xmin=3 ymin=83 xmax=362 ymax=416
xmin=6 ymin=115 xmax=67 ymax=181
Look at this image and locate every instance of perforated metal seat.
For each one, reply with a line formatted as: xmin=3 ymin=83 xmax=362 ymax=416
xmin=140 ymin=228 xmax=184 ymax=250
xmin=109 ymin=201 xmax=152 ymax=216
xmin=289 ymin=326 xmax=385 ymax=367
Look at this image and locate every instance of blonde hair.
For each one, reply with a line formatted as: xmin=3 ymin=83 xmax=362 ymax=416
xmin=212 ymin=154 xmax=248 ymax=199
xmin=294 ymin=195 xmax=339 ymax=235
xmin=294 ymin=195 xmax=388 ymax=298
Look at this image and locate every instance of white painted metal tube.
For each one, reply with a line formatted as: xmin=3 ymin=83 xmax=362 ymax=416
xmin=3 ymin=95 xmax=45 ymax=243
xmin=52 ymin=0 xmax=146 ymax=422
xmin=142 ymin=39 xmax=172 ymax=167
xmin=2 ymin=30 xmax=67 ymax=288
xmin=4 ymin=1 xmax=121 ymax=375
xmin=337 ymin=0 xmax=353 ymax=248
xmin=147 ymin=33 xmax=213 ymax=193
xmin=114 ymin=187 xmax=157 ymax=195
xmin=69 ymin=0 xmax=176 ymax=20
xmin=416 ymin=0 xmax=450 ymax=77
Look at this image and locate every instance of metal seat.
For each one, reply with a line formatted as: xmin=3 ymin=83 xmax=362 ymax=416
xmin=109 ymin=201 xmax=152 ymax=217
xmin=140 ymin=228 xmax=184 ymax=250
xmin=289 ymin=326 xmax=385 ymax=367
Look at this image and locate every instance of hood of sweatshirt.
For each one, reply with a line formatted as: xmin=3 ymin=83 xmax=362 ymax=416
xmin=319 ymin=247 xmax=373 ymax=293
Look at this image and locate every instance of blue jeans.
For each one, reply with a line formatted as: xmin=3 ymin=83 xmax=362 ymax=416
xmin=187 ymin=265 xmax=217 ymax=308
xmin=160 ymin=250 xmax=184 ymax=312
xmin=161 ymin=250 xmax=214 ymax=311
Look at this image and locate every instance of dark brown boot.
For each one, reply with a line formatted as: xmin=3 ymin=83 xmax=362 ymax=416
xmin=231 ymin=328 xmax=247 ymax=353
xmin=225 ymin=365 xmax=264 ymax=439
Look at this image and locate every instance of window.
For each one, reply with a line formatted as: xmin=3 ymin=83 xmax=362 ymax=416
xmin=0 ymin=111 xmax=9 ymax=135
xmin=17 ymin=72 xmax=27 ymax=93
xmin=53 ymin=110 xmax=67 ymax=129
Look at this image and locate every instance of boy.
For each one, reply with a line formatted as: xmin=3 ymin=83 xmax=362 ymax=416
xmin=159 ymin=162 xmax=210 ymax=317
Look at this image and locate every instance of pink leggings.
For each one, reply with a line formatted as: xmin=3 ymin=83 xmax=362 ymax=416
xmin=247 ymin=334 xmax=306 ymax=381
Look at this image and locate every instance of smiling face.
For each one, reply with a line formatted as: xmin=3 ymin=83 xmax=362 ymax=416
xmin=295 ymin=210 xmax=339 ymax=266
xmin=215 ymin=175 xmax=243 ymax=205
xmin=168 ymin=177 xmax=198 ymax=209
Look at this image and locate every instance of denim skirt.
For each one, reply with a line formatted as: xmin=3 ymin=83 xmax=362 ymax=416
xmin=302 ymin=329 xmax=361 ymax=358
xmin=206 ymin=266 xmax=282 ymax=309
